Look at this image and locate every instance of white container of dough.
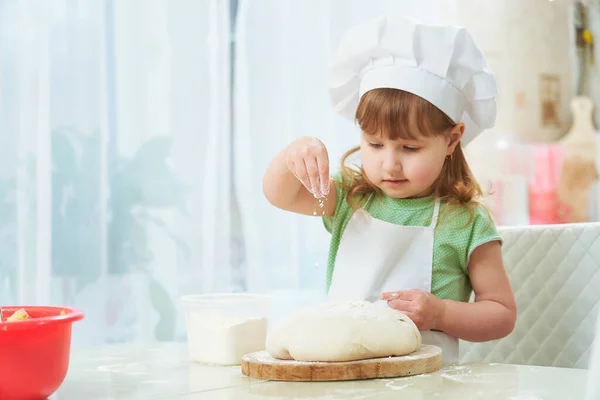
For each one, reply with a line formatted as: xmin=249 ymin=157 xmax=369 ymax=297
xmin=181 ymin=293 xmax=271 ymax=365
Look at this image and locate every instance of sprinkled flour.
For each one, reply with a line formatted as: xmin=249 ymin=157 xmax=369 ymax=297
xmin=313 ymin=195 xmax=327 ymax=215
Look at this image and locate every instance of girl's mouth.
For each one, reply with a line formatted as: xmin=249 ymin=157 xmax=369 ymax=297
xmin=383 ymin=179 xmax=408 ymax=186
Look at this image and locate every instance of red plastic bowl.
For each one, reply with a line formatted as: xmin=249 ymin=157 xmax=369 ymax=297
xmin=0 ymin=306 xmax=84 ymax=400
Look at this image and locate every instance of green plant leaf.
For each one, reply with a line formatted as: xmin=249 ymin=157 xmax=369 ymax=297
xmin=149 ymin=278 xmax=176 ymax=341
xmin=135 ymin=211 xmax=192 ymax=263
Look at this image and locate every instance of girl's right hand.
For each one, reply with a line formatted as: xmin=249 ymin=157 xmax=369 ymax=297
xmin=286 ymin=136 xmax=330 ymax=198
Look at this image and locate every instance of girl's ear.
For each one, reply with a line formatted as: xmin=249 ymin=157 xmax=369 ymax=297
xmin=447 ymin=123 xmax=465 ymax=156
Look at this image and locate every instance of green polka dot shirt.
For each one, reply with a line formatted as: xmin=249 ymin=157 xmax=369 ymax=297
xmin=322 ymin=174 xmax=502 ymax=302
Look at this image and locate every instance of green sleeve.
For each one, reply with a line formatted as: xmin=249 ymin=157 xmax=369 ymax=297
xmin=466 ymin=206 xmax=503 ymax=266
xmin=322 ymin=172 xmax=347 ymax=233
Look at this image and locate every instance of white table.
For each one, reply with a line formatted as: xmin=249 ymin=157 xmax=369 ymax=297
xmin=54 ymin=343 xmax=589 ymax=399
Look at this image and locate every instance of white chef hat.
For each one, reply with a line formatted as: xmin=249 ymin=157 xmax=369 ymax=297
xmin=328 ymin=15 xmax=498 ymax=146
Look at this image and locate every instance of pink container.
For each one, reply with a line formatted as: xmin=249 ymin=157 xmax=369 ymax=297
xmin=528 ymin=144 xmax=570 ymax=225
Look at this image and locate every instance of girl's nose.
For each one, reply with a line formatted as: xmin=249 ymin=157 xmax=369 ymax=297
xmin=383 ymin=150 xmax=402 ymax=172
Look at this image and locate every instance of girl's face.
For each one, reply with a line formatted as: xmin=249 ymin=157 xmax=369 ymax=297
xmin=360 ymin=126 xmax=463 ymax=199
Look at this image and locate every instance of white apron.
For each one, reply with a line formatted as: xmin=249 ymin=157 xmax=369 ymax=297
xmin=328 ymin=197 xmax=459 ymax=363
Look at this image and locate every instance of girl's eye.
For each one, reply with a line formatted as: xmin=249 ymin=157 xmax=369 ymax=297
xmin=369 ymin=142 xmax=383 ymax=149
xmin=404 ymin=146 xmax=419 ymax=152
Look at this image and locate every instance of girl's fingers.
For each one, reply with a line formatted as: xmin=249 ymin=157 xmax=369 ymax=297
xmin=292 ymin=160 xmax=312 ymax=192
xmin=304 ymin=157 xmax=321 ymax=197
xmin=386 ymin=298 xmax=413 ymax=312
xmin=316 ymin=150 xmax=330 ymax=196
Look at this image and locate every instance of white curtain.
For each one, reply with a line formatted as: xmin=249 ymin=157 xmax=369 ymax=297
xmin=233 ymin=0 xmax=444 ymax=298
xmin=0 ymin=0 xmax=231 ymax=346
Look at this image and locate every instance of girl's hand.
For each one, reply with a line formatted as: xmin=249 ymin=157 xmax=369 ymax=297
xmin=380 ymin=289 xmax=446 ymax=331
xmin=286 ymin=136 xmax=330 ymax=198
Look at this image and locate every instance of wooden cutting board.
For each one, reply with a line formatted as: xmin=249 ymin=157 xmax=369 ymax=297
xmin=241 ymin=344 xmax=442 ymax=382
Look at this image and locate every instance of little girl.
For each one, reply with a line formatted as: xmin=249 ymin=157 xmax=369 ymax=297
xmin=263 ymin=15 xmax=516 ymax=362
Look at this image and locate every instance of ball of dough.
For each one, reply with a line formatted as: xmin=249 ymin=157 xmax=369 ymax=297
xmin=266 ymin=301 xmax=421 ymax=362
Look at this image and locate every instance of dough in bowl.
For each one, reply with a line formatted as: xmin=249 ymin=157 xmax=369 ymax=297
xmin=266 ymin=301 xmax=421 ymax=362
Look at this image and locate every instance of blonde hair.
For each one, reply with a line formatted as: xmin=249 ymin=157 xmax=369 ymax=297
xmin=339 ymin=88 xmax=485 ymax=222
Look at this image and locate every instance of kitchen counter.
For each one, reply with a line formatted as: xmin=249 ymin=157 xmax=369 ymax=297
xmin=53 ymin=342 xmax=590 ymax=399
